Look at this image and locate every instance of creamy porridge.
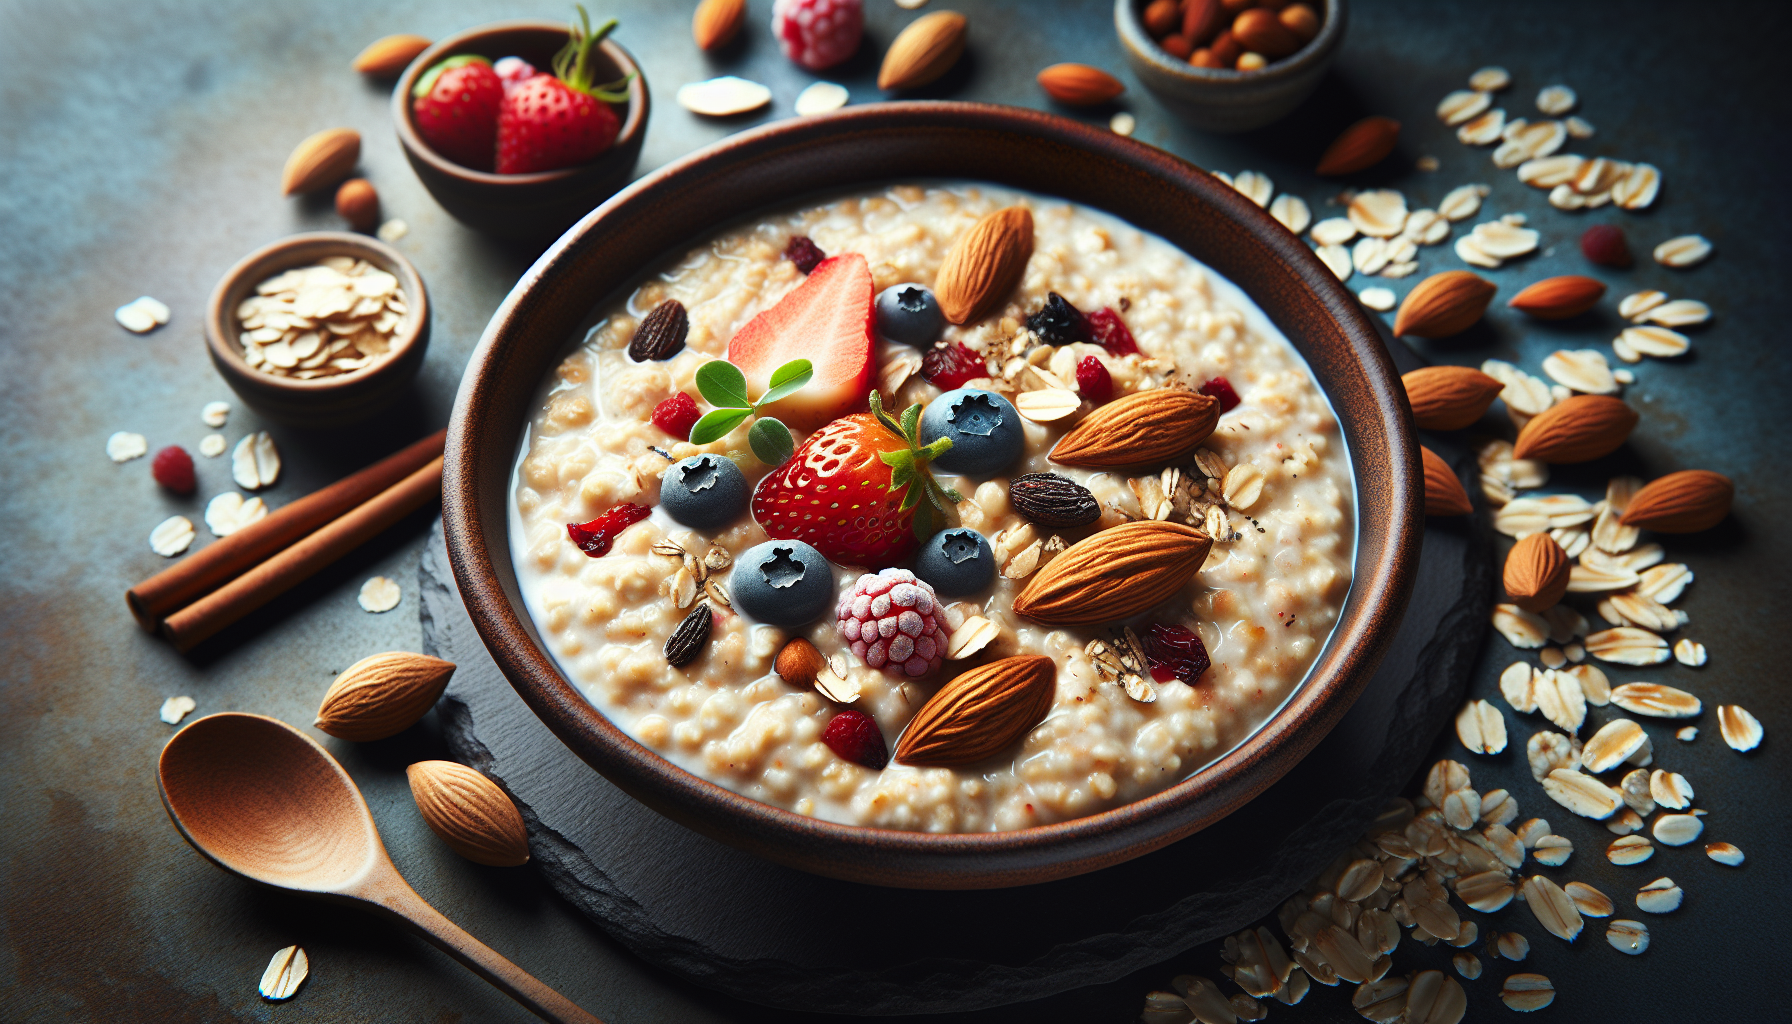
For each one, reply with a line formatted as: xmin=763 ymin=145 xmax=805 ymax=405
xmin=508 ymin=183 xmax=1355 ymax=833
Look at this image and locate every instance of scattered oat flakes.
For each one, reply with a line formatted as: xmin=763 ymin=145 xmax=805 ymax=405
xmin=1653 ymin=235 xmax=1711 ymax=268
xmin=1652 ymin=813 xmax=1703 ymax=847
xmin=1520 ymin=875 xmax=1583 ymax=939
xmin=357 ymin=576 xmax=402 ymax=613
xmin=1469 ymin=66 xmax=1510 ymax=91
xmin=1606 ymin=808 xmax=1643 ymax=835
xmin=1564 ymin=115 xmax=1594 ymax=138
xmin=1644 ymin=299 xmax=1710 ymax=327
xmin=238 ymin=259 xmax=404 ymax=379
xmin=794 ymin=81 xmax=849 ymax=116
xmin=376 ymin=218 xmax=409 ymax=242
xmin=1589 ymin=630 xmax=1672 ymax=668
xmin=1351 ymin=236 xmax=1390 ymax=276
xmin=115 ymin=295 xmax=171 ymax=334
xmin=199 ymin=432 xmax=228 ymax=458
xmin=1230 ymin=171 xmax=1274 ymax=208
xmin=1109 ymin=112 xmax=1136 ymax=136
xmin=1606 ymin=919 xmax=1648 ymax=955
xmin=1612 ymin=164 xmax=1660 ymax=210
xmin=1269 ymin=194 xmax=1311 ymax=234
xmin=1705 ymin=842 xmax=1744 ymax=866
xmin=1310 ymin=216 xmax=1357 ymax=246
xmin=1542 ymin=349 xmax=1616 ymax=395
xmin=1716 ymin=704 xmax=1763 ymax=752
xmin=1437 ymin=89 xmax=1491 ymax=126
xmin=1494 ymin=932 xmax=1529 ymax=961
xmin=1607 ymin=834 xmax=1653 ymax=865
xmin=1358 ymin=287 xmax=1395 ymax=312
xmin=149 ymin=515 xmax=196 ymax=557
xmin=1619 ymin=325 xmax=1690 ymax=358
xmin=1314 ymin=243 xmax=1353 ymax=281
xmin=1493 ymin=604 xmax=1548 ymax=649
xmin=204 ymin=492 xmax=267 ymax=537
xmin=259 ymin=945 xmax=309 ymax=1001
xmin=200 ymin=401 xmax=231 ymax=427
xmin=895 ymin=0 xmax=928 ymax=7
xmin=1451 ymin=952 xmax=1481 ymax=980
xmin=1672 ymin=638 xmax=1706 ymax=666
xmin=107 ymin=431 xmax=148 ymax=462
xmin=1470 ymin=220 xmax=1540 ymax=259
xmin=1675 ymin=726 xmax=1696 ymax=742
xmin=159 ymin=695 xmax=197 ymax=725
xmin=1544 ymin=770 xmax=1621 ymax=820
xmin=1618 ymin=289 xmax=1667 ymax=321
xmin=1456 ymin=108 xmax=1506 ymax=145
xmin=1535 ymin=85 xmax=1576 ymax=115
xmin=1415 ymin=155 xmax=1439 ymax=172
xmin=1347 ymin=190 xmax=1407 ymax=237
xmin=232 ymin=431 xmax=281 ymax=490
xmin=1438 ymin=183 xmax=1488 ymax=222
xmin=1634 ymin=877 xmax=1682 ymax=914
xmin=678 ymin=75 xmax=771 ymax=116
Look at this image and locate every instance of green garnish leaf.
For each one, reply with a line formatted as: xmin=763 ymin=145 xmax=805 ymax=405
xmin=695 ymin=360 xmax=750 ymax=409
xmin=757 ymin=359 xmax=814 ymax=407
xmin=747 ymin=417 xmax=795 ymax=466
xmin=689 ymin=407 xmax=752 ymax=445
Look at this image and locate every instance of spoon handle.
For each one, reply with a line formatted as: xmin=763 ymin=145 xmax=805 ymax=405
xmin=359 ymin=872 xmax=604 ymax=1024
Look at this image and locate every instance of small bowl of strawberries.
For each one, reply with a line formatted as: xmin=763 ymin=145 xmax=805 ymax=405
xmin=392 ymin=8 xmax=649 ymax=243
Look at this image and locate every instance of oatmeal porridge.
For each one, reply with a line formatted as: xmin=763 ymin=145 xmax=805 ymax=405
xmin=509 ymin=183 xmax=1355 ymax=833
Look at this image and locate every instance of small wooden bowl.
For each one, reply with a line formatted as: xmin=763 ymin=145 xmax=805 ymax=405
xmin=391 ymin=21 xmax=650 ymax=243
xmin=204 ymin=232 xmax=429 ymax=427
xmin=1114 ymin=0 xmax=1347 ymax=133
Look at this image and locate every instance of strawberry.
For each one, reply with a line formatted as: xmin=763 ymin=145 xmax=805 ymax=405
xmin=727 ymin=252 xmax=876 ymax=433
xmin=495 ymin=9 xmax=634 ymax=174
xmin=412 ymin=55 xmax=503 ymax=171
xmin=751 ymin=392 xmax=960 ymax=568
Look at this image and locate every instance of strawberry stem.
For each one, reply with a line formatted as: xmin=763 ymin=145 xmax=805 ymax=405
xmin=553 ymin=6 xmax=635 ymax=102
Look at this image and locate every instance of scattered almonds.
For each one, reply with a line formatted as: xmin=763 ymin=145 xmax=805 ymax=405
xmin=159 ymin=695 xmax=197 ymax=725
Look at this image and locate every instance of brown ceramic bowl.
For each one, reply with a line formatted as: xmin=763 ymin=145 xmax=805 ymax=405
xmin=1115 ymin=0 xmax=1347 ymax=132
xmin=391 ymin=20 xmax=649 ymax=242
xmin=443 ymin=102 xmax=1421 ymax=889
xmin=205 ymin=232 xmax=428 ymax=428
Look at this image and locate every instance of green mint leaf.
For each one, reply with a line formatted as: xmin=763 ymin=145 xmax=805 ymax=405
xmin=695 ymin=360 xmax=750 ymax=409
xmin=757 ymin=359 xmax=814 ymax=407
xmin=688 ymin=407 xmax=752 ymax=445
xmin=747 ymin=417 xmax=795 ymax=467
xmin=899 ymin=403 xmax=921 ymax=443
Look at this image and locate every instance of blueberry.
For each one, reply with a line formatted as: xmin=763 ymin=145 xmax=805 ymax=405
xmin=659 ymin=454 xmax=747 ymax=532
xmin=733 ymin=540 xmax=834 ymax=627
xmin=913 ymin=528 xmax=994 ymax=597
xmin=1025 ymin=292 xmax=1089 ymax=346
xmin=875 ymin=284 xmax=945 ymax=347
xmin=919 ymin=388 xmax=1024 ymax=477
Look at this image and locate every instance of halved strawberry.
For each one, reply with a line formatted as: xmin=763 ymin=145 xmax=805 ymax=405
xmin=727 ymin=253 xmax=875 ymax=433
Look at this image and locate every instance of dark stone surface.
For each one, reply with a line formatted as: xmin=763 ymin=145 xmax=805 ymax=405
xmin=2 ymin=1 xmax=1787 ymax=1021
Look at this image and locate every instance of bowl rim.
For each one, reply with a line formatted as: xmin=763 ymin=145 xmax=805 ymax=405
xmin=390 ymin=19 xmax=648 ymax=187
xmin=443 ymin=101 xmax=1420 ymax=887
xmin=1115 ymin=0 xmax=1346 ymax=85
xmin=203 ymin=231 xmax=428 ymax=395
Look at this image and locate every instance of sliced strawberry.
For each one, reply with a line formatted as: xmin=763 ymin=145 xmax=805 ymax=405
xmin=727 ymin=253 xmax=875 ymax=433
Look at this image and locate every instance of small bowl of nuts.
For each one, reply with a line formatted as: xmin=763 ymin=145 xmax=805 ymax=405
xmin=205 ymin=232 xmax=430 ymax=427
xmin=1115 ymin=0 xmax=1345 ymax=132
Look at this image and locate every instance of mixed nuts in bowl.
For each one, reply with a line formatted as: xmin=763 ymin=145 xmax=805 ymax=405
xmin=443 ymin=102 xmax=1420 ymax=888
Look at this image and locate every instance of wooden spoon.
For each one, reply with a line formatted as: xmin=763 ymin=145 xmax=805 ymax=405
xmin=158 ymin=712 xmax=602 ymax=1024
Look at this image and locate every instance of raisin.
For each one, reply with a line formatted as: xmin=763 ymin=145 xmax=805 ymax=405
xmin=628 ymin=299 xmax=688 ymax=361
xmin=1025 ymin=292 xmax=1089 ymax=345
xmin=1142 ymin=622 xmax=1211 ymax=684
xmin=1008 ymin=473 xmax=1101 ymax=529
xmin=665 ymin=602 xmax=713 ymax=667
xmin=784 ymin=235 xmax=826 ymax=274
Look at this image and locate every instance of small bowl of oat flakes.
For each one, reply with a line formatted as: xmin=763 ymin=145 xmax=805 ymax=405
xmin=205 ymin=232 xmax=429 ymax=426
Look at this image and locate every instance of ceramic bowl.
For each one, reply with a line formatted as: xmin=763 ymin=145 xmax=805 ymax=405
xmin=1115 ymin=0 xmax=1347 ymax=132
xmin=204 ymin=232 xmax=428 ymax=428
xmin=391 ymin=20 xmax=649 ymax=243
xmin=443 ymin=102 xmax=1421 ymax=889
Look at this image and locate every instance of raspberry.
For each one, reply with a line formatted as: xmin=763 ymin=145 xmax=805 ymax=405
xmin=822 ymin=708 xmax=889 ymax=769
xmin=651 ymin=392 xmax=701 ymax=440
xmin=783 ymin=235 xmax=826 ymax=274
xmin=1580 ymin=224 xmax=1632 ymax=268
xmin=1085 ymin=307 xmax=1139 ymax=356
xmin=1142 ymin=622 xmax=1211 ymax=684
xmin=566 ymin=503 xmax=652 ymax=557
xmin=835 ymin=568 xmax=947 ymax=677
xmin=150 ymin=445 xmax=196 ymax=494
xmin=771 ymin=0 xmax=864 ymax=71
xmin=1199 ymin=376 xmax=1241 ymax=412
xmin=920 ymin=341 xmax=985 ymax=391
xmin=1075 ymin=355 xmax=1113 ymax=405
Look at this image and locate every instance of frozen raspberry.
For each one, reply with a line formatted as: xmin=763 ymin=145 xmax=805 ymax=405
xmin=150 ymin=445 xmax=196 ymax=494
xmin=822 ymin=708 xmax=889 ymax=769
xmin=771 ymin=0 xmax=864 ymax=71
xmin=919 ymin=341 xmax=985 ymax=391
xmin=1084 ymin=307 xmax=1139 ymax=356
xmin=651 ymin=392 xmax=701 ymax=440
xmin=835 ymin=568 xmax=948 ymax=677
xmin=1142 ymin=622 xmax=1211 ymax=684
xmin=493 ymin=56 xmax=540 ymax=97
xmin=783 ymin=235 xmax=826 ymax=274
xmin=1075 ymin=355 xmax=1113 ymax=405
xmin=1199 ymin=376 xmax=1241 ymax=412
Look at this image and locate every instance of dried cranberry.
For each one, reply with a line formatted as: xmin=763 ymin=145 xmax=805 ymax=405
xmin=1084 ymin=307 xmax=1139 ymax=356
xmin=651 ymin=392 xmax=701 ymax=440
xmin=566 ymin=503 xmax=652 ymax=557
xmin=1026 ymin=292 xmax=1089 ymax=345
xmin=920 ymin=341 xmax=986 ymax=391
xmin=1142 ymin=622 xmax=1211 ymax=684
xmin=784 ymin=235 xmax=826 ymax=274
xmin=1580 ymin=224 xmax=1632 ymax=268
xmin=822 ymin=708 xmax=889 ymax=769
xmin=1199 ymin=376 xmax=1241 ymax=412
xmin=1075 ymin=355 xmax=1113 ymax=405
xmin=150 ymin=445 xmax=196 ymax=494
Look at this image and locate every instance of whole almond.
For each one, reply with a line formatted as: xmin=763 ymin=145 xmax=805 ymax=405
xmin=1012 ymin=521 xmax=1211 ymax=626
xmin=774 ymin=636 xmax=826 ymax=688
xmin=1231 ymin=7 xmax=1299 ymax=57
xmin=334 ymin=178 xmax=380 ymax=232
xmin=1422 ymin=445 xmax=1472 ymax=516
xmin=692 ymin=0 xmax=746 ymax=51
xmin=934 ymin=205 xmax=1034 ymax=324
xmin=281 ymin=128 xmax=361 ymax=196
xmin=1394 ymin=270 xmax=1497 ymax=339
xmin=1316 ymin=116 xmax=1401 ymax=176
xmin=1619 ymin=470 xmax=1733 ymax=532
xmin=1037 ymin=63 xmax=1125 ymax=106
xmin=352 ymin=34 xmax=432 ymax=77
xmin=315 ymin=651 xmax=456 ymax=741
xmin=1182 ymin=0 xmax=1224 ymax=46
xmin=1049 ymin=388 xmax=1219 ymax=467
xmin=1508 ymin=275 xmax=1607 ymax=320
xmin=894 ymin=656 xmax=1055 ymax=767
xmin=405 ymin=760 xmax=529 ymax=866
xmin=1403 ymin=365 xmax=1504 ymax=430
xmin=1143 ymin=0 xmax=1180 ymax=36
xmin=878 ymin=11 xmax=967 ymax=91
xmin=1505 ymin=533 xmax=1570 ymax=612
xmin=1513 ymin=395 xmax=1638 ymax=463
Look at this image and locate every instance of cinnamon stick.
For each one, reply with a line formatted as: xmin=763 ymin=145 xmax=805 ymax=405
xmin=160 ymin=456 xmax=444 ymax=652
xmin=128 ymin=428 xmax=446 ymax=628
